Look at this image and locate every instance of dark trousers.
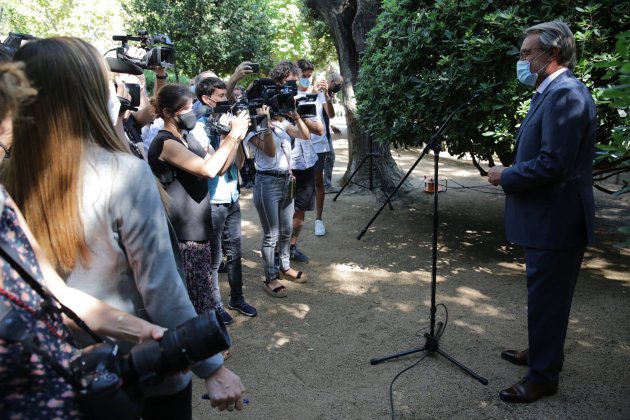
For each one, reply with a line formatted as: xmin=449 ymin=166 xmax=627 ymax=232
xmin=525 ymin=245 xmax=585 ymax=384
xmin=141 ymin=381 xmax=192 ymax=420
xmin=210 ymin=201 xmax=243 ymax=300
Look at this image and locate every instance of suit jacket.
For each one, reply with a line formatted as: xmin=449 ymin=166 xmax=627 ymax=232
xmin=501 ymin=70 xmax=597 ymax=250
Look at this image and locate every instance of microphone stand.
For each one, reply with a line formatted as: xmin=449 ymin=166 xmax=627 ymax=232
xmin=358 ymin=83 xmax=500 ymax=240
xmin=369 ymin=89 xmax=492 ymax=386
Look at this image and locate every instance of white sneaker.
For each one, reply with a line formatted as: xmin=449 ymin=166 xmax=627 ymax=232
xmin=315 ymin=219 xmax=326 ymax=236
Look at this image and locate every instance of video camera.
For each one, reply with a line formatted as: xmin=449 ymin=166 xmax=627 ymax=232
xmin=112 ymin=30 xmax=175 ymax=70
xmin=71 ymin=310 xmax=230 ymax=420
xmin=0 ymin=32 xmax=37 ymax=60
xmin=205 ymin=98 xmax=269 ymax=137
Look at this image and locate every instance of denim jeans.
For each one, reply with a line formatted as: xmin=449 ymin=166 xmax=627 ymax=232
xmin=210 ymin=201 xmax=243 ymax=301
xmin=253 ymin=173 xmax=294 ymax=281
xmin=324 ymin=140 xmax=335 ymax=189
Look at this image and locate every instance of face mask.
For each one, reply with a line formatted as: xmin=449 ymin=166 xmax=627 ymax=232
xmin=176 ymin=110 xmax=197 ymax=131
xmin=107 ymin=82 xmax=121 ymax=124
xmin=299 ymin=78 xmax=311 ymax=88
xmin=516 ymin=50 xmax=549 ymax=87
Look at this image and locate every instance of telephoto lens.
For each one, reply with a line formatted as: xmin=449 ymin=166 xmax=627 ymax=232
xmin=126 ymin=309 xmax=231 ymax=385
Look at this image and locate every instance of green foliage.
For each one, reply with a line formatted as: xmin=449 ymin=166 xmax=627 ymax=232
xmin=121 ymin=0 xmax=337 ymax=79
xmin=593 ymin=31 xmax=630 ymax=194
xmin=1 ymin=0 xmax=126 ymax=52
xmin=121 ymin=0 xmax=275 ymax=78
xmin=356 ymin=0 xmax=630 ymax=172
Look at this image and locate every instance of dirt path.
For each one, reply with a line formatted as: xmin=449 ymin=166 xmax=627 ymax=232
xmin=192 ymin=119 xmax=630 ymax=419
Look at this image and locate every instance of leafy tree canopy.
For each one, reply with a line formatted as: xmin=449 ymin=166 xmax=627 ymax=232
xmin=356 ymin=0 xmax=630 ymax=177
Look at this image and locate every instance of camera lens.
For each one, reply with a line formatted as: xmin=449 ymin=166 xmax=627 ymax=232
xmin=126 ymin=310 xmax=231 ymax=385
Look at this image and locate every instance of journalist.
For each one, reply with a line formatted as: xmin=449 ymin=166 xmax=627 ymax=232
xmin=190 ymin=76 xmax=257 ymax=323
xmin=0 ymin=59 xmax=167 ymax=420
xmin=148 ymin=83 xmax=249 ymax=324
xmin=2 ymin=37 xmax=245 ymax=417
xmin=245 ymin=60 xmax=311 ymax=297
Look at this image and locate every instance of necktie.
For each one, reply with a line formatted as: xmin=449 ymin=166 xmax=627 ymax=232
xmin=531 ymin=92 xmax=541 ymax=108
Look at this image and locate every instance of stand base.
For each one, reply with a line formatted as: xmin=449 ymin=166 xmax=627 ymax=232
xmin=370 ymin=323 xmax=488 ymax=385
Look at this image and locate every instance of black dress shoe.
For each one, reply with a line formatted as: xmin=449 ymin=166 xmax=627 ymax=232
xmin=499 ymin=377 xmax=558 ymax=403
xmin=501 ymin=349 xmax=529 ymax=366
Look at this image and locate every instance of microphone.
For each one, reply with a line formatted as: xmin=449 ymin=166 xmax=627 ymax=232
xmin=472 ymin=82 xmax=503 ymax=96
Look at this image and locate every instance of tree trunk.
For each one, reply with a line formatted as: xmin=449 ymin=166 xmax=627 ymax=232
xmin=305 ymin=0 xmax=407 ymax=196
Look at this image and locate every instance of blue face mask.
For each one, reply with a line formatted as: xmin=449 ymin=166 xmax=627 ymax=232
xmin=299 ymin=78 xmax=311 ymax=88
xmin=516 ymin=50 xmax=549 ymax=87
xmin=516 ymin=60 xmax=538 ymax=87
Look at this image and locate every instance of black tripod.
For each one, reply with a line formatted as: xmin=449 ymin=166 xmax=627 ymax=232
xmin=333 ymin=133 xmax=394 ymax=210
xmin=368 ymin=88 xmax=498 ymax=386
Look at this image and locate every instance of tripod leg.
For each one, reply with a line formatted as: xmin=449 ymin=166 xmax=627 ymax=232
xmin=333 ymin=153 xmax=370 ymax=201
xmin=435 ymin=348 xmax=489 ymax=385
xmin=373 ymin=156 xmax=394 ymax=210
xmin=369 ymin=346 xmax=426 ymax=365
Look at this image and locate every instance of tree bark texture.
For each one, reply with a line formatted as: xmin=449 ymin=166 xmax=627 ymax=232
xmin=305 ymin=0 xmax=407 ymax=195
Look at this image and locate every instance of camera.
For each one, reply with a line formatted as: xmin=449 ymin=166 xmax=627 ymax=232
xmin=112 ymin=30 xmax=175 ymax=70
xmin=204 ymin=97 xmax=270 ymax=137
xmin=247 ymin=78 xmax=298 ymax=116
xmin=71 ymin=310 xmax=230 ymax=420
xmin=0 ymin=32 xmax=37 ymax=60
xmin=296 ymin=93 xmax=318 ymax=119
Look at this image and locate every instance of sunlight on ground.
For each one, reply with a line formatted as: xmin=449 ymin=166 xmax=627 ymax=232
xmin=453 ymin=319 xmax=486 ymax=334
xmin=277 ymin=302 xmax=310 ymax=320
xmin=584 ymin=257 xmax=630 ymax=285
xmin=332 ymin=264 xmax=434 ymax=296
xmin=433 ymin=286 xmax=512 ymax=319
xmin=268 ymin=332 xmax=291 ymax=350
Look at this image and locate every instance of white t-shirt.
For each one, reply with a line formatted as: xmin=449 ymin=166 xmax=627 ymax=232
xmin=296 ymin=90 xmax=329 ymax=154
xmin=244 ymin=120 xmax=291 ymax=172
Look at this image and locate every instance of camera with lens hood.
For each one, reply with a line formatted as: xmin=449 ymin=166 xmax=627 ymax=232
xmin=70 ymin=309 xmax=230 ymax=420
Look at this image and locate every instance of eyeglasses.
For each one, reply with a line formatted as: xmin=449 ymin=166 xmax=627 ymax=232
xmin=519 ymin=48 xmax=545 ymax=61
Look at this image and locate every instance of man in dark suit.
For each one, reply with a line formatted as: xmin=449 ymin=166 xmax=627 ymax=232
xmin=488 ymin=21 xmax=597 ymax=403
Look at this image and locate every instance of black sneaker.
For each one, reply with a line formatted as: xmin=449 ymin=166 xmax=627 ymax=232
xmin=228 ymin=297 xmax=258 ymax=317
xmin=290 ymin=246 xmax=309 ymax=263
xmin=218 ymin=308 xmax=234 ymax=325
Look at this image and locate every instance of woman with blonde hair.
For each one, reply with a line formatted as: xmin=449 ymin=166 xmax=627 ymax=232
xmin=2 ymin=37 xmax=244 ymax=417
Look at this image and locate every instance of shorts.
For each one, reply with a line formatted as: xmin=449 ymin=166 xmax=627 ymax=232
xmin=293 ymin=166 xmax=315 ymax=211
xmin=313 ymin=152 xmax=327 ymax=172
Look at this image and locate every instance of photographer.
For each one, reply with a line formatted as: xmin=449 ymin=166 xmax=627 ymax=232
xmin=0 ymin=60 xmax=167 ymax=420
xmin=148 ymin=83 xmax=249 ymax=324
xmin=2 ymin=37 xmax=244 ymax=418
xmin=245 ymin=60 xmax=311 ymax=297
xmin=190 ymin=77 xmax=257 ymax=323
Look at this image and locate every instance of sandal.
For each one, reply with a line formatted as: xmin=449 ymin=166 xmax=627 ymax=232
xmin=263 ymin=279 xmax=288 ymax=298
xmin=279 ymin=269 xmax=306 ymax=283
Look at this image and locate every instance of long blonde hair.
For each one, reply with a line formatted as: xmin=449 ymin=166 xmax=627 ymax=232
xmin=2 ymin=37 xmax=129 ymax=272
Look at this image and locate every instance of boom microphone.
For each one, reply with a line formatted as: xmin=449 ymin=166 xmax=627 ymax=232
xmin=472 ymin=82 xmax=503 ymax=96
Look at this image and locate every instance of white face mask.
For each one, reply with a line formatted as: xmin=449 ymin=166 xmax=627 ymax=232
xmin=107 ymin=81 xmax=121 ymax=125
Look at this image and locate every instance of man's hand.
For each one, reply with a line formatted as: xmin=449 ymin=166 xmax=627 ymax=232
xmin=204 ymin=366 xmax=245 ymax=412
xmin=331 ymin=125 xmax=342 ymax=134
xmin=313 ymin=79 xmax=328 ymax=94
xmin=230 ymin=61 xmax=255 ymax=84
xmin=488 ymin=165 xmax=506 ymax=186
xmin=228 ymin=110 xmax=251 ymax=141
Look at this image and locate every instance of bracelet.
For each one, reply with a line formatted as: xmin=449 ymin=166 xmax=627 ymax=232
xmin=226 ymin=136 xmax=239 ymax=145
xmin=155 ymin=74 xmax=168 ymax=80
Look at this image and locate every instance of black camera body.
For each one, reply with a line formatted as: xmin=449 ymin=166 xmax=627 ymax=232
xmin=71 ymin=310 xmax=230 ymax=420
xmin=0 ymin=32 xmax=37 ymax=60
xmin=112 ymin=30 xmax=175 ymax=70
xmin=204 ymin=98 xmax=270 ymax=137
xmin=296 ymin=93 xmax=319 ymax=119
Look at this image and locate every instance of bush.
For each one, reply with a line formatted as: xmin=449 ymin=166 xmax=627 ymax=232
xmin=356 ymin=0 xmax=630 ymax=174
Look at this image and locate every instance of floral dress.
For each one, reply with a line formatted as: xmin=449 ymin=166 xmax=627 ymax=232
xmin=0 ymin=187 xmax=82 ymax=419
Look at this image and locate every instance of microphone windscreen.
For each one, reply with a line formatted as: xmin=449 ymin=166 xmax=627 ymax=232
xmin=107 ymin=57 xmax=144 ymax=75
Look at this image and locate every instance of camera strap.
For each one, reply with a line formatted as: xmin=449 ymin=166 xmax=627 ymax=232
xmin=0 ymin=238 xmax=105 ymax=344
